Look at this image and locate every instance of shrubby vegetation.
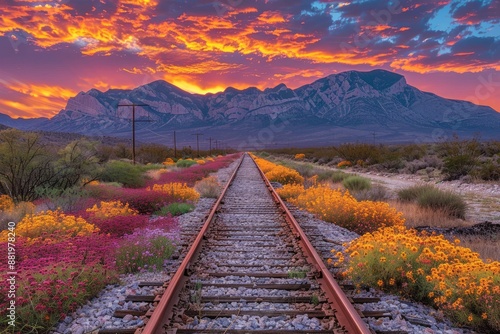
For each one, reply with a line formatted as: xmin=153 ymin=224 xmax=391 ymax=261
xmin=262 ymin=136 xmax=500 ymax=181
xmin=398 ymin=185 xmax=467 ymax=219
xmin=339 ymin=226 xmax=500 ymax=331
xmin=0 ymin=127 xmax=240 ymax=332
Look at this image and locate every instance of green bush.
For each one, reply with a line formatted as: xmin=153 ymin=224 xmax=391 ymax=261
xmin=398 ymin=185 xmax=466 ymax=219
xmin=397 ymin=184 xmax=437 ymax=202
xmin=417 ymin=189 xmax=466 ymax=219
xmin=342 ymin=175 xmax=372 ymax=191
xmin=176 ymin=159 xmax=198 ymax=168
xmin=155 ymin=203 xmax=194 ymax=216
xmin=331 ymin=171 xmax=349 ymax=183
xmin=473 ymin=160 xmax=500 ymax=181
xmin=99 ymin=161 xmax=145 ymax=188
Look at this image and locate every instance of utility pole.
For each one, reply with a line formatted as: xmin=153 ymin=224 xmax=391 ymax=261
xmin=173 ymin=131 xmax=177 ymax=159
xmin=192 ymin=133 xmax=203 ymax=157
xmin=117 ymin=103 xmax=150 ymax=164
xmin=207 ymin=137 xmax=213 ymax=155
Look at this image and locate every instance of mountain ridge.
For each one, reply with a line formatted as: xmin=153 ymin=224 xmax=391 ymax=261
xmin=1 ymin=69 xmax=499 ymax=147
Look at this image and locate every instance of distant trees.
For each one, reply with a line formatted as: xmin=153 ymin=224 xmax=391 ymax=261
xmin=0 ymin=129 xmax=100 ymax=201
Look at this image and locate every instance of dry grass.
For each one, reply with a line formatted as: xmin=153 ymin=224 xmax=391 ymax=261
xmin=194 ymin=176 xmax=222 ymax=198
xmin=458 ymin=236 xmax=500 ymax=262
xmin=145 ymin=169 xmax=168 ymax=180
xmin=389 ymin=200 xmax=468 ymax=229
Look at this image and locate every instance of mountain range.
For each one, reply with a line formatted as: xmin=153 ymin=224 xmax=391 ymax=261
xmin=1 ymin=69 xmax=499 ymax=149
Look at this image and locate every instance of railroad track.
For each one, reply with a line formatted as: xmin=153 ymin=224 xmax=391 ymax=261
xmin=100 ymin=153 xmax=371 ymax=334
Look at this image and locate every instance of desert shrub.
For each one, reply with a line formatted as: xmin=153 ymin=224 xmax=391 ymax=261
xmin=472 ymin=159 xmax=500 ymax=181
xmin=440 ymin=136 xmax=481 ymax=180
xmin=136 ymin=143 xmax=170 ymax=164
xmin=397 ymin=184 xmax=437 ymax=202
xmin=295 ymin=153 xmax=306 ymax=160
xmin=337 ymin=160 xmax=352 ymax=168
xmin=276 ymin=184 xmax=305 ymax=200
xmin=342 ymin=175 xmax=372 ymax=191
xmin=176 ymin=159 xmax=197 ymax=168
xmin=403 ymin=155 xmax=442 ymax=174
xmin=290 ymin=185 xmax=404 ymax=234
xmin=333 ymin=143 xmax=378 ymax=164
xmin=290 ymin=163 xmax=316 ymax=178
xmin=265 ymin=166 xmax=304 ymax=185
xmin=340 ymin=226 xmax=500 ymax=332
xmin=195 ymin=176 xmax=222 ymax=198
xmin=351 ymin=185 xmax=389 ymax=201
xmin=331 ymin=171 xmax=349 ymax=183
xmin=156 ymin=203 xmax=194 ymax=216
xmin=115 ymin=230 xmax=175 ymax=273
xmin=417 ymin=189 xmax=466 ymax=219
xmin=36 ymin=186 xmax=89 ymax=212
xmin=398 ymin=185 xmax=466 ymax=219
xmin=99 ymin=160 xmax=145 ymax=188
xmin=316 ymin=171 xmax=335 ymax=182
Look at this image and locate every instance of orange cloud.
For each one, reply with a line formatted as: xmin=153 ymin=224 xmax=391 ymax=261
xmin=390 ymin=57 xmax=500 ymax=74
xmin=8 ymin=82 xmax=77 ymax=100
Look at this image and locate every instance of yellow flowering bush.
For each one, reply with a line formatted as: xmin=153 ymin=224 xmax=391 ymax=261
xmin=162 ymin=158 xmax=175 ymax=166
xmin=276 ymin=184 xmax=305 ymax=200
xmin=337 ymin=160 xmax=352 ymax=168
xmin=253 ymin=156 xmax=278 ymax=173
xmin=148 ymin=183 xmax=200 ymax=202
xmin=294 ymin=153 xmax=306 ymax=160
xmin=265 ymin=165 xmax=304 ymax=185
xmin=290 ymin=185 xmax=404 ymax=234
xmin=0 ymin=210 xmax=98 ymax=243
xmin=206 ymin=157 xmax=215 ymax=162
xmin=427 ymin=260 xmax=500 ymax=330
xmin=86 ymin=201 xmax=137 ymax=219
xmin=252 ymin=155 xmax=304 ymax=185
xmin=340 ymin=226 xmax=500 ymax=331
xmin=0 ymin=195 xmax=14 ymax=212
xmin=196 ymin=159 xmax=206 ymax=165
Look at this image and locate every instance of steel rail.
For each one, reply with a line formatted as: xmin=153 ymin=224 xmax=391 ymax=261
xmin=249 ymin=154 xmax=371 ymax=334
xmin=137 ymin=155 xmax=244 ymax=334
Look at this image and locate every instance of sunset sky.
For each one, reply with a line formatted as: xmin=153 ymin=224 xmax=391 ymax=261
xmin=0 ymin=0 xmax=499 ymax=119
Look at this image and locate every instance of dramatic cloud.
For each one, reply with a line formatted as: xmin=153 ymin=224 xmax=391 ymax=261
xmin=0 ymin=0 xmax=499 ymax=118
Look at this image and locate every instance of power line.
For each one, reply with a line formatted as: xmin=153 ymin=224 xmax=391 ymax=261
xmin=117 ymin=103 xmax=151 ymax=164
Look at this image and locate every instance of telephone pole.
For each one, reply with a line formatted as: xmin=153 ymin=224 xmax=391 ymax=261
xmin=207 ymin=137 xmax=213 ymax=155
xmin=173 ymin=131 xmax=177 ymax=159
xmin=117 ymin=103 xmax=150 ymax=164
xmin=192 ymin=133 xmax=203 ymax=157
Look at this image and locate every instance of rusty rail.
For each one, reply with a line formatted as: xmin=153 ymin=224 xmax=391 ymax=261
xmin=249 ymin=154 xmax=371 ymax=334
xmin=137 ymin=155 xmax=244 ymax=334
